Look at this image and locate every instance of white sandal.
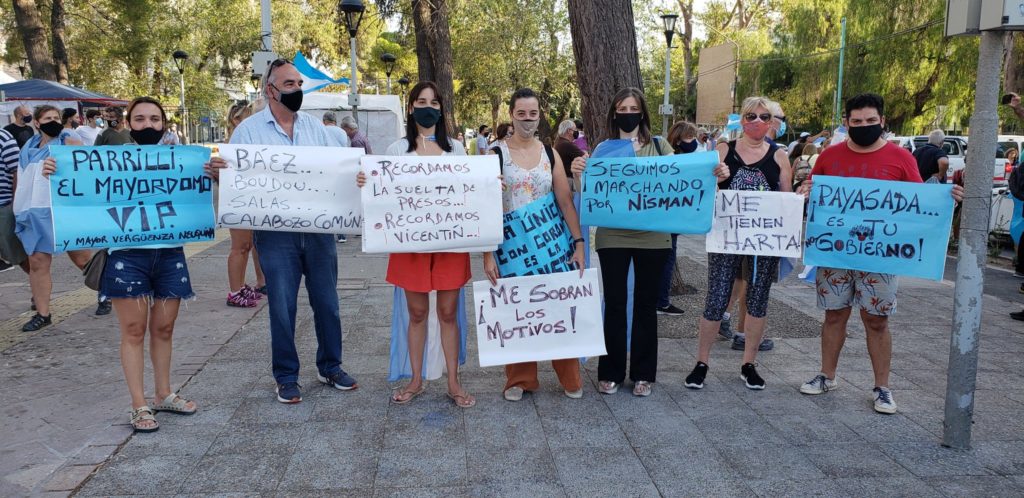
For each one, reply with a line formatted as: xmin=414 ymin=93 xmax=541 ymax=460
xmin=151 ymin=393 xmax=197 ymax=415
xmin=130 ymin=406 xmax=159 ymax=433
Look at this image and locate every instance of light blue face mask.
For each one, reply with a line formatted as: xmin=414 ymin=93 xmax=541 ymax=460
xmin=775 ymin=119 xmax=787 ymax=138
xmin=95 ymin=118 xmax=103 ymax=127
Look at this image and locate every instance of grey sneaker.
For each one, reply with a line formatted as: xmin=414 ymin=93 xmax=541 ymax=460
xmin=873 ymin=387 xmax=897 ymax=414
xmin=731 ymin=333 xmax=774 ymax=351
xmin=800 ymin=374 xmax=838 ymax=395
xmin=719 ymin=313 xmax=734 ymax=340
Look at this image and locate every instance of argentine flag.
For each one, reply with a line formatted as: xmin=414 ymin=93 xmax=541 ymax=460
xmin=293 ymin=51 xmax=349 ymax=93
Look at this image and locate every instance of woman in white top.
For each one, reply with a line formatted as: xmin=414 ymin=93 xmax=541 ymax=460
xmin=483 ymin=87 xmax=586 ymax=402
xmin=358 ymin=81 xmax=475 ymax=408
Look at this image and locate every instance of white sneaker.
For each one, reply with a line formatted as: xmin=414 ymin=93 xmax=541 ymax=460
xmin=800 ymin=373 xmax=838 ymax=395
xmin=873 ymin=387 xmax=897 ymax=414
xmin=503 ymin=387 xmax=524 ymax=401
xmin=564 ymin=389 xmax=583 ymax=399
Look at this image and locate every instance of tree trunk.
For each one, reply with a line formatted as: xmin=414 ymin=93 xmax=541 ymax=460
xmin=568 ymin=0 xmax=644 ymax=147
xmin=678 ymin=0 xmax=695 ymax=117
xmin=11 ymin=0 xmax=56 ymax=81
xmin=1005 ymin=33 xmax=1024 ymax=96
xmin=411 ymin=0 xmax=456 ymax=135
xmin=50 ymin=0 xmax=69 ymax=84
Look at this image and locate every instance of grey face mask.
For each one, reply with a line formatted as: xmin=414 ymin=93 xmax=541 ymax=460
xmin=513 ymin=119 xmax=538 ymax=137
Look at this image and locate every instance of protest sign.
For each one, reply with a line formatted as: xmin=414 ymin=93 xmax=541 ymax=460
xmin=49 ymin=145 xmax=214 ymax=251
xmin=706 ymin=190 xmax=804 ymax=258
xmin=472 ymin=269 xmax=605 ymax=367
xmin=360 ymin=155 xmax=503 ymax=253
xmin=803 ymin=175 xmax=954 ymax=280
xmin=495 ymin=193 xmax=574 ymax=276
xmin=217 ymin=144 xmax=364 ymax=234
xmin=579 ymin=151 xmax=718 ymax=233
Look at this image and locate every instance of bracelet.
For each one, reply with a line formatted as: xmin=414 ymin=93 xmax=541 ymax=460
xmin=573 ymin=238 xmax=585 ymax=245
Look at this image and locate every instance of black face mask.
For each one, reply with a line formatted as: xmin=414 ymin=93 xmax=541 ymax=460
xmin=614 ymin=112 xmax=643 ymax=133
xmin=39 ymin=121 xmax=64 ymax=138
xmin=676 ymin=140 xmax=699 ymax=153
xmin=572 ymin=130 xmax=580 ymax=139
xmin=273 ymin=85 xmax=303 ymax=113
xmin=21 ymin=115 xmax=31 ymax=124
xmin=412 ymin=107 xmax=441 ymax=128
xmin=130 ymin=127 xmax=164 ymax=145
xmin=107 ymin=119 xmax=119 ymax=128
xmin=848 ymin=124 xmax=884 ymax=147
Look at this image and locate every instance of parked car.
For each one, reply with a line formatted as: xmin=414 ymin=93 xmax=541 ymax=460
xmin=909 ymin=135 xmax=1009 ymax=185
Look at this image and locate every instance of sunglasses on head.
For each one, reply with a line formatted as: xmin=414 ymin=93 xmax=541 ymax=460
xmin=744 ymin=113 xmax=772 ymax=123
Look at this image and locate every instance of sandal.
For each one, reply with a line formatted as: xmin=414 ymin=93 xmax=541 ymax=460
xmin=391 ymin=384 xmax=426 ymax=404
xmin=151 ymin=393 xmax=197 ymax=415
xmin=446 ymin=390 xmax=476 ymax=408
xmin=130 ymin=406 xmax=159 ymax=433
xmin=633 ymin=381 xmax=653 ymax=397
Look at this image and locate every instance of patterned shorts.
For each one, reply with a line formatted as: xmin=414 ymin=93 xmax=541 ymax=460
xmin=814 ymin=267 xmax=898 ymax=316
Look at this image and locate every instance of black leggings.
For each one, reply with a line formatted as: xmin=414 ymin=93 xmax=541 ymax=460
xmin=702 ymin=253 xmax=779 ymax=321
xmin=597 ymin=247 xmax=671 ymax=384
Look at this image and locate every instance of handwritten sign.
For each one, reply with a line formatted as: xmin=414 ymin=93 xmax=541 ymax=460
xmin=49 ymin=145 xmax=214 ymax=251
xmin=706 ymin=190 xmax=804 ymax=258
xmin=495 ymin=193 xmax=573 ymax=276
xmin=217 ymin=144 xmax=364 ymax=234
xmin=472 ymin=269 xmax=605 ymax=367
xmin=360 ymin=155 xmax=503 ymax=253
xmin=580 ymin=151 xmax=718 ymax=233
xmin=803 ymin=175 xmax=954 ymax=280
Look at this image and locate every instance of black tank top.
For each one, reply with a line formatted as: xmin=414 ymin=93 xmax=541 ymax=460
xmin=718 ymin=140 xmax=782 ymax=192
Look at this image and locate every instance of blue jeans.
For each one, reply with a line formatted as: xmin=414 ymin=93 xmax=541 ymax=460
xmin=253 ymin=231 xmax=343 ymax=384
xmin=657 ymin=234 xmax=678 ymax=308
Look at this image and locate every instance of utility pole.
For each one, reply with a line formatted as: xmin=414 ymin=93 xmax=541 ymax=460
xmin=833 ymin=17 xmax=846 ymax=129
xmin=943 ymin=29 xmax=1002 ymax=450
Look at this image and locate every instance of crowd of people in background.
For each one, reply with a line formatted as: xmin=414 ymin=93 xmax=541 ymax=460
xmin=0 ymin=54 xmax=980 ymax=433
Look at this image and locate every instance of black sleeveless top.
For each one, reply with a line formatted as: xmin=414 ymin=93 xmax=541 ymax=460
xmin=718 ymin=140 xmax=782 ymax=192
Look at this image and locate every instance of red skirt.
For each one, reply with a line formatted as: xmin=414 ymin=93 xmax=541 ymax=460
xmin=386 ymin=252 xmax=471 ymax=293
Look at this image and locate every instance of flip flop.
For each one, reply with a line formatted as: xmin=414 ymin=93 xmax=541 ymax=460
xmin=151 ymin=393 xmax=198 ymax=415
xmin=446 ymin=390 xmax=476 ymax=408
xmin=391 ymin=384 xmax=426 ymax=404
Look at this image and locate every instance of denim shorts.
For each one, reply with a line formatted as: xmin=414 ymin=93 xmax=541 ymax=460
xmin=101 ymin=247 xmax=194 ymax=300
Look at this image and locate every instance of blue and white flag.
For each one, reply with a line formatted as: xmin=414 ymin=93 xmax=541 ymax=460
xmin=293 ymin=51 xmax=350 ymax=94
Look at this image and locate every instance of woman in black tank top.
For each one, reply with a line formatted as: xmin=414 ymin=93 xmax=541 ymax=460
xmin=685 ymin=96 xmax=793 ymax=392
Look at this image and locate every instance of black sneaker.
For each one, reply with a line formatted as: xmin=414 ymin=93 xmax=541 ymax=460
xmin=22 ymin=313 xmax=51 ymax=332
xmin=1012 ymin=310 xmax=1024 ymax=321
xmin=684 ymin=362 xmax=708 ymax=389
xmin=0 ymin=260 xmax=13 ymax=272
xmin=740 ymin=363 xmax=765 ymax=390
xmin=656 ymin=304 xmax=685 ymax=316
xmin=95 ymin=299 xmax=112 ymax=316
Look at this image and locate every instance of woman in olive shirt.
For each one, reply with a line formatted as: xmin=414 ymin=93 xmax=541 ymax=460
xmin=571 ymin=88 xmax=729 ymax=396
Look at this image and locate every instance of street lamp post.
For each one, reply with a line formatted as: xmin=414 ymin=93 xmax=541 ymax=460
xmin=172 ymin=50 xmax=189 ymax=144
xmin=380 ymin=52 xmax=396 ymax=94
xmin=340 ymin=0 xmax=365 ymax=124
xmin=659 ymin=13 xmax=678 ymax=137
xmin=17 ymin=58 xmax=27 ymax=79
xmin=398 ymin=76 xmax=410 ymax=105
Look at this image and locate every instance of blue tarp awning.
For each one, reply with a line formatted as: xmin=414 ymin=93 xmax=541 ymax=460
xmin=0 ymin=79 xmax=128 ymax=105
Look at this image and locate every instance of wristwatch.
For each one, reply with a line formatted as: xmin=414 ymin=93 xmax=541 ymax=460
xmin=573 ymin=238 xmax=585 ymax=245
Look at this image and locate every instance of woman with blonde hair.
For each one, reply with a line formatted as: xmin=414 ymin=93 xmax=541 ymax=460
xmin=222 ymin=101 xmax=267 ymax=307
xmin=685 ymin=96 xmax=793 ymax=391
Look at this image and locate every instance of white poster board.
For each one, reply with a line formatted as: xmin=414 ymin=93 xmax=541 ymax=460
xmin=360 ymin=154 xmax=503 ymax=253
xmin=216 ymin=144 xmax=364 ymax=234
xmin=472 ymin=269 xmax=606 ymax=367
xmin=706 ymin=190 xmax=805 ymax=258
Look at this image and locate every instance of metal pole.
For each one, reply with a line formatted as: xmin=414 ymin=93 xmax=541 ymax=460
xmin=260 ymin=0 xmax=273 ymax=51
xmin=387 ymin=76 xmax=392 ymax=95
xmin=178 ymin=72 xmax=187 ymax=144
xmin=943 ymin=29 xmax=1002 ymax=450
xmin=350 ymin=37 xmax=359 ymax=125
xmin=662 ymin=41 xmax=672 ymax=137
xmin=834 ymin=17 xmax=846 ymax=130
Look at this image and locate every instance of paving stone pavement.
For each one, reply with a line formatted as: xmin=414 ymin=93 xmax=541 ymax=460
xmin=4 ymin=233 xmax=1024 ymax=497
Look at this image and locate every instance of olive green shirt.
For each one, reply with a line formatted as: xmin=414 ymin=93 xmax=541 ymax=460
xmin=593 ymin=138 xmax=675 ymax=250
